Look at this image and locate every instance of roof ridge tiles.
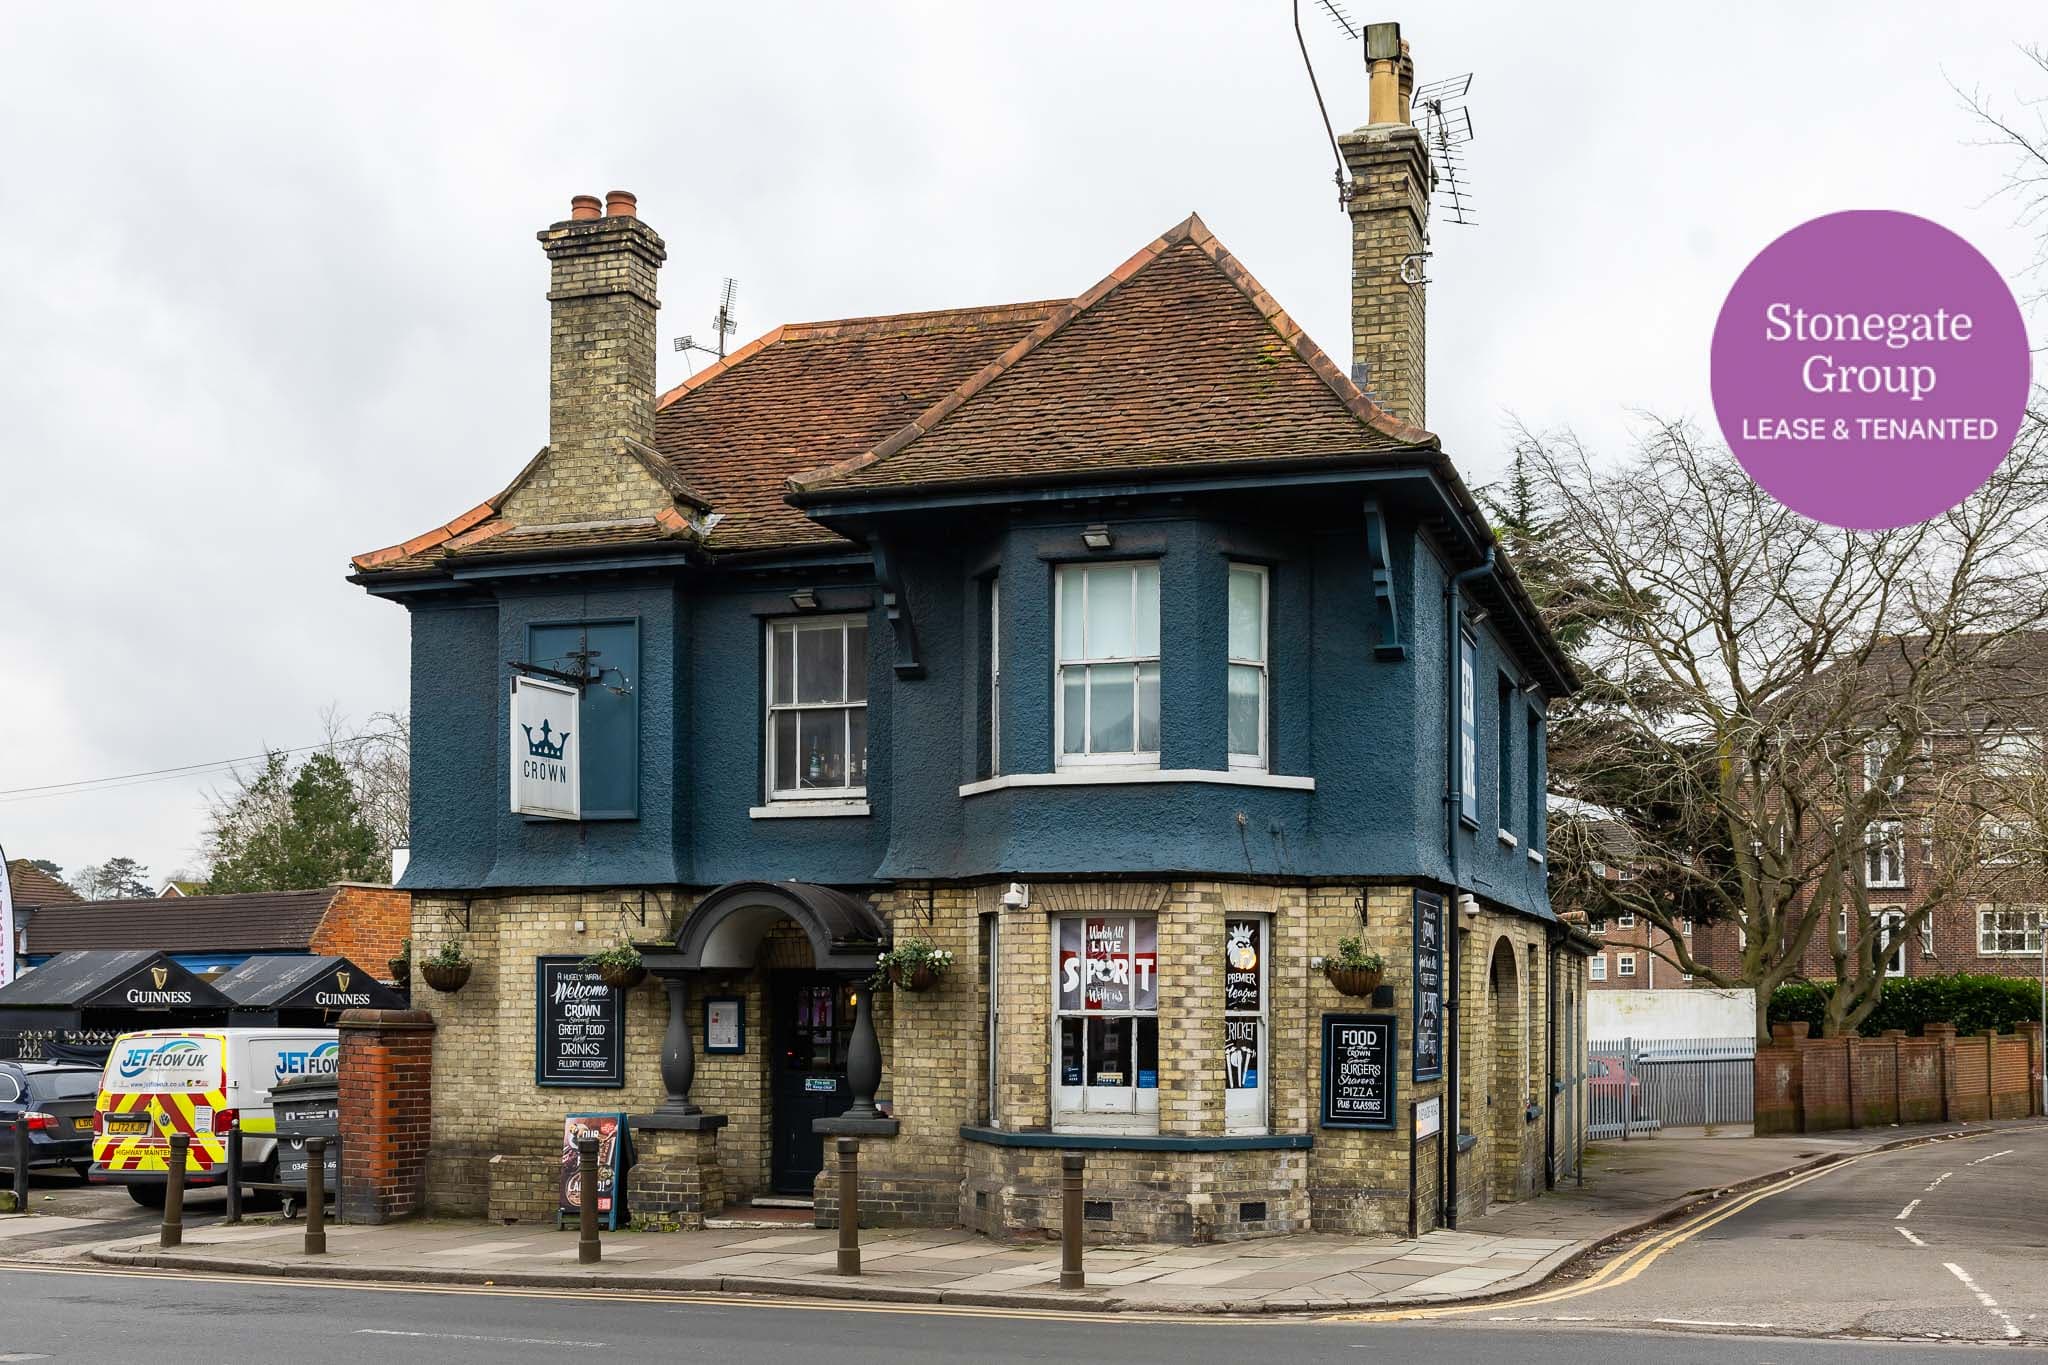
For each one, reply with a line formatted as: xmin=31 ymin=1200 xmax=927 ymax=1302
xmin=783 ymin=212 xmax=1436 ymax=499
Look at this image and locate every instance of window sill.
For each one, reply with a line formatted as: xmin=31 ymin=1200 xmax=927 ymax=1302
xmin=959 ymin=768 xmax=1315 ymax=797
xmin=1527 ymin=848 xmax=1545 ymax=864
xmin=749 ymin=801 xmax=871 ymax=819
xmin=959 ymin=1125 xmax=1311 ymax=1152
xmin=1497 ymin=829 xmax=1519 ymax=849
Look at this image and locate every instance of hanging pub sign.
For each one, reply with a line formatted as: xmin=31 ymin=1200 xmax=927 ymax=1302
xmin=1320 ymin=1012 xmax=1397 ymax=1129
xmin=1413 ymin=889 xmax=1444 ymax=1082
xmin=535 ymin=956 xmax=624 ymax=1088
xmin=510 ymin=675 xmax=580 ymax=820
xmin=558 ymin=1111 xmax=631 ymax=1231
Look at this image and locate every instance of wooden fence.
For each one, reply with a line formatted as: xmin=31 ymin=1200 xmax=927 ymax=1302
xmin=1755 ymin=1020 xmax=2043 ymax=1135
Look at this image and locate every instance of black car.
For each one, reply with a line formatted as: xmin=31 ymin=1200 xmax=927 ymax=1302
xmin=0 ymin=1062 xmax=102 ymax=1178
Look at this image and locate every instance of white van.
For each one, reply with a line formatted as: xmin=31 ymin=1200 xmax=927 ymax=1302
xmin=92 ymin=1027 xmax=339 ymax=1207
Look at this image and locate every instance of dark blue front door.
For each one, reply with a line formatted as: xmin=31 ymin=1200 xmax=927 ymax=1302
xmin=769 ymin=974 xmax=855 ymax=1194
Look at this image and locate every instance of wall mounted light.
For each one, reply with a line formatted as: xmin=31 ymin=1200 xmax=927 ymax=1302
xmin=789 ymin=587 xmax=819 ymax=611
xmin=1002 ymin=882 xmax=1030 ymax=909
xmin=1081 ymin=524 xmax=1114 ymax=551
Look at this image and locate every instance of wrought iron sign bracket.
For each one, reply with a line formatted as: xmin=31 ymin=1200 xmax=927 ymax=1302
xmin=443 ymin=899 xmax=473 ymax=933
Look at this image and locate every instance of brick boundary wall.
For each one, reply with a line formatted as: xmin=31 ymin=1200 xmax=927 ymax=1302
xmin=338 ymin=1008 xmax=436 ymax=1224
xmin=1754 ymin=1019 xmax=2040 ymax=1135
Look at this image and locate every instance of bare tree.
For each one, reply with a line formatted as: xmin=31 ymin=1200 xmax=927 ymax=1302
xmin=1958 ymin=44 xmax=2048 ymax=305
xmin=1533 ymin=417 xmax=2048 ymax=1043
xmin=320 ymin=705 xmax=411 ymax=859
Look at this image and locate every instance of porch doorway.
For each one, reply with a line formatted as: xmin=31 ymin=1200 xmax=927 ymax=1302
xmin=769 ymin=972 xmax=857 ymax=1193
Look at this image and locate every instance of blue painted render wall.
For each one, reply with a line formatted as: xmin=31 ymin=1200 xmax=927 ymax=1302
xmin=389 ymin=507 xmax=1552 ymax=920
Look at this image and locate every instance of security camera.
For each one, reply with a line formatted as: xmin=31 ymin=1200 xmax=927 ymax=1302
xmin=1001 ymin=882 xmax=1029 ymax=909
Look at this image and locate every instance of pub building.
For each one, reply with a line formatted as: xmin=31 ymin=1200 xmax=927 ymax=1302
xmin=352 ymin=24 xmax=1595 ymax=1242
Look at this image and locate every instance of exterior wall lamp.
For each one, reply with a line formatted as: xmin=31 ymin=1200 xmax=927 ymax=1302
xmin=1081 ymin=524 xmax=1114 ymax=551
xmin=789 ymin=587 xmax=819 ymax=610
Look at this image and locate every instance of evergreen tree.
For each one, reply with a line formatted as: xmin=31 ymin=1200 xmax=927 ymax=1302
xmin=207 ymin=751 xmax=385 ymax=892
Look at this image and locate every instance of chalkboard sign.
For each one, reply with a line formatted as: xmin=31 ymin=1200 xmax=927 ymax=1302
xmin=1320 ymin=1012 xmax=1397 ymax=1129
xmin=535 ymin=957 xmax=625 ymax=1088
xmin=1413 ymin=889 xmax=1444 ymax=1082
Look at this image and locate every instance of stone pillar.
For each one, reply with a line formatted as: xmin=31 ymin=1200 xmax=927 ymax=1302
xmin=1339 ymin=24 xmax=1431 ymax=429
xmin=337 ymin=1008 xmax=435 ymax=1225
xmin=629 ymin=1118 xmax=728 ymax=1229
xmin=653 ymin=974 xmax=699 ymax=1118
xmin=2021 ymin=1020 xmax=2044 ymax=1116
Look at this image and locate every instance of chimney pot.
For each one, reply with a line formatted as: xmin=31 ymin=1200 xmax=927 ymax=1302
xmin=605 ymin=190 xmax=638 ymax=219
xmin=569 ymin=194 xmax=602 ymax=221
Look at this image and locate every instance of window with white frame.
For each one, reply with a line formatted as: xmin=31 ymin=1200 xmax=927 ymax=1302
xmin=1617 ymin=953 xmax=1637 ymax=977
xmin=1053 ymin=915 xmax=1159 ymax=1132
xmin=1056 ymin=562 xmax=1160 ymax=766
xmin=1981 ymin=819 xmax=2029 ymax=866
xmin=766 ymin=616 xmax=868 ymax=800
xmin=1223 ymin=916 xmax=1269 ymax=1133
xmin=1978 ymin=905 xmax=2045 ymax=955
xmin=1865 ymin=821 xmax=1906 ymax=888
xmin=1863 ymin=735 xmax=1905 ymax=797
xmin=1615 ymin=911 xmax=1636 ymax=929
xmin=1878 ymin=908 xmax=1907 ymax=978
xmin=1981 ymin=729 xmax=2042 ymax=779
xmin=1226 ymin=564 xmax=1268 ymax=769
xmin=1920 ymin=915 xmax=1935 ymax=957
xmin=1589 ymin=954 xmax=1607 ymax=981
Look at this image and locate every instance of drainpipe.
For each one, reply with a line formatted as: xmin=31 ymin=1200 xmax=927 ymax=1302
xmin=1545 ymin=931 xmax=1559 ymax=1191
xmin=1441 ymin=546 xmax=1493 ymax=1230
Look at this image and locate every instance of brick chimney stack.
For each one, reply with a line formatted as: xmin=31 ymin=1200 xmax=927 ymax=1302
xmin=535 ymin=190 xmax=666 ymax=472
xmin=1340 ymin=22 xmax=1431 ymax=428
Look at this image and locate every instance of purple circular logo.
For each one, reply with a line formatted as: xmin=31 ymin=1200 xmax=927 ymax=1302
xmin=1711 ymin=211 xmax=2029 ymax=530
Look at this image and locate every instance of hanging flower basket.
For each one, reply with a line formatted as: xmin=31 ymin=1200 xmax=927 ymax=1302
xmin=1324 ymin=963 xmax=1384 ymax=997
xmin=888 ymin=963 xmax=939 ymax=992
xmin=874 ymin=935 xmax=954 ymax=993
xmin=598 ymin=962 xmax=647 ymax=991
xmin=420 ymin=960 xmax=472 ymax=993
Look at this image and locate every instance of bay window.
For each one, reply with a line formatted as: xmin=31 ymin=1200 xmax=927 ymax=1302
xmin=1056 ymin=562 xmax=1160 ymax=765
xmin=1227 ymin=564 xmax=1268 ymax=769
xmin=1053 ymin=915 xmax=1159 ymax=1132
xmin=766 ymin=616 xmax=868 ymax=800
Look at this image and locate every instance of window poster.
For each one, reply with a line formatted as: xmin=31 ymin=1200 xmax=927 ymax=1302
xmin=1059 ymin=916 xmax=1156 ymax=1012
xmin=1225 ymin=1018 xmax=1261 ymax=1089
xmin=1224 ymin=917 xmax=1262 ymax=1012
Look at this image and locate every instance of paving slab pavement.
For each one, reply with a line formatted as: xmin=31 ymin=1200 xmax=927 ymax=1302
xmin=38 ymin=1116 xmax=2044 ymax=1315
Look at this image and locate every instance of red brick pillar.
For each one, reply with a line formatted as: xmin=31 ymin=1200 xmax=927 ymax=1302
xmin=2021 ymin=1021 xmax=2044 ymax=1117
xmin=1924 ymin=1022 xmax=1958 ymax=1123
xmin=338 ymin=1008 xmax=435 ymax=1225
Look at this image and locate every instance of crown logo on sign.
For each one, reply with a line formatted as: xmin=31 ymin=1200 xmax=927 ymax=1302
xmin=336 ymin=972 xmax=351 ymax=992
xmin=150 ymin=967 xmax=169 ymax=989
xmin=521 ymin=719 xmax=570 ymax=760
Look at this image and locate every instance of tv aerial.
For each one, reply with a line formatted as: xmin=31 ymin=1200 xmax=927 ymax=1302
xmin=1292 ymin=4 xmax=1477 ymax=226
xmin=672 ymin=276 xmax=740 ymax=369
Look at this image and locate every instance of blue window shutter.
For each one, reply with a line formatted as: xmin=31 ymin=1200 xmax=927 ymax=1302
xmin=528 ymin=619 xmax=640 ymax=819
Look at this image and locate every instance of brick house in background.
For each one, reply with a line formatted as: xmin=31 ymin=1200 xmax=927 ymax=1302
xmin=4 ymin=860 xmax=82 ymax=962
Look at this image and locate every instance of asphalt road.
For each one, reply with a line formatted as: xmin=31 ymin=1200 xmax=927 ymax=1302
xmin=0 ymin=1265 xmax=2032 ymax=1364
xmin=1474 ymin=1123 xmax=2048 ymax=1345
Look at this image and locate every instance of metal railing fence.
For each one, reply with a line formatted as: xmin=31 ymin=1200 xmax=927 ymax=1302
xmin=1587 ymin=1034 xmax=1754 ymax=1138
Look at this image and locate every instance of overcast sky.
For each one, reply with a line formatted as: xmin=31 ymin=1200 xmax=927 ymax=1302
xmin=2 ymin=3 xmax=2042 ymax=886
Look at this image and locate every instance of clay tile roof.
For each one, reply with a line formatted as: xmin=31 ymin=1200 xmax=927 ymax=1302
xmin=6 ymin=861 xmax=82 ymax=909
xmin=21 ymin=887 xmax=342 ymax=954
xmin=654 ymin=301 xmax=1062 ymax=553
xmin=786 ymin=214 xmax=1433 ymax=500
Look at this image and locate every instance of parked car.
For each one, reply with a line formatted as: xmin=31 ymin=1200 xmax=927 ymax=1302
xmin=1587 ymin=1054 xmax=1641 ymax=1104
xmin=91 ymin=1028 xmax=337 ymax=1208
xmin=0 ymin=1062 xmax=104 ymax=1179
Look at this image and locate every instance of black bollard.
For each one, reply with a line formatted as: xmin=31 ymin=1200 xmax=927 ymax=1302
xmin=161 ymin=1132 xmax=189 ymax=1249
xmin=9 ymin=1118 xmax=28 ymax=1208
xmin=304 ymin=1136 xmax=328 ymax=1255
xmin=836 ymin=1137 xmax=860 ymax=1276
xmin=576 ymin=1134 xmax=601 ymax=1264
xmin=224 ymin=1123 xmax=243 ymax=1225
xmin=1059 ymin=1152 xmax=1085 ymax=1290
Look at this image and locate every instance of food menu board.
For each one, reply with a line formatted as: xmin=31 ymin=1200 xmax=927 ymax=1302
xmin=535 ymin=956 xmax=625 ymax=1088
xmin=1320 ymin=1013 xmax=1397 ymax=1129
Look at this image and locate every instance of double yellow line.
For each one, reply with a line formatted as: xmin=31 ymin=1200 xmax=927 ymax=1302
xmin=1331 ymin=1154 xmax=1868 ymax=1322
